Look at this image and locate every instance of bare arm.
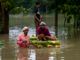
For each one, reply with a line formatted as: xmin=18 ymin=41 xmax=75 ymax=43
xmin=34 ymin=14 xmax=41 ymax=22
xmin=45 ymin=35 xmax=57 ymax=40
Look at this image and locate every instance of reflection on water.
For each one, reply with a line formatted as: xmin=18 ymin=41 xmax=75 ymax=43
xmin=0 ymin=48 xmax=1 ymax=60
xmin=16 ymin=48 xmax=62 ymax=60
xmin=28 ymin=48 xmax=61 ymax=60
xmin=28 ymin=49 xmax=36 ymax=60
xmin=0 ymin=28 xmax=80 ymax=60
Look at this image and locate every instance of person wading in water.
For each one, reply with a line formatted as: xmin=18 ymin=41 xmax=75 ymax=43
xmin=17 ymin=26 xmax=30 ymax=60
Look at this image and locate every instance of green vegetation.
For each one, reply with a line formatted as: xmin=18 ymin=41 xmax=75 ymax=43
xmin=30 ymin=40 xmax=60 ymax=48
xmin=0 ymin=0 xmax=23 ymax=33
xmin=0 ymin=41 xmax=4 ymax=48
xmin=30 ymin=36 xmax=60 ymax=48
xmin=0 ymin=0 xmax=80 ymax=34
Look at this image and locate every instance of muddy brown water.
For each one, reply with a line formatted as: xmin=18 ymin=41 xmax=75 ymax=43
xmin=0 ymin=30 xmax=80 ymax=60
xmin=1 ymin=14 xmax=80 ymax=60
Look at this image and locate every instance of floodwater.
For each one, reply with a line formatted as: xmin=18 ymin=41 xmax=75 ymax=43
xmin=0 ymin=15 xmax=80 ymax=60
xmin=0 ymin=28 xmax=80 ymax=60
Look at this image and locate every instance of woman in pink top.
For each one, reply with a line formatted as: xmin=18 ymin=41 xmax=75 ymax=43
xmin=17 ymin=26 xmax=30 ymax=60
xmin=17 ymin=26 xmax=30 ymax=48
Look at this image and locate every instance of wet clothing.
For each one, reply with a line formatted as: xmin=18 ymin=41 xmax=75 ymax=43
xmin=34 ymin=7 xmax=42 ymax=35
xmin=17 ymin=33 xmax=30 ymax=48
xmin=34 ymin=14 xmax=41 ymax=28
xmin=34 ymin=7 xmax=40 ymax=18
xmin=37 ymin=27 xmax=51 ymax=36
xmin=35 ymin=7 xmax=41 ymax=19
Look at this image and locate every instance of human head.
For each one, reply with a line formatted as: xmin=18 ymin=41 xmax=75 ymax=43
xmin=22 ymin=26 xmax=29 ymax=35
xmin=35 ymin=2 xmax=41 ymax=8
xmin=40 ymin=22 xmax=46 ymax=28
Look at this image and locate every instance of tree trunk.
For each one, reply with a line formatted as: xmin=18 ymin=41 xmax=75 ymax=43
xmin=0 ymin=2 xmax=9 ymax=34
xmin=73 ymin=15 xmax=77 ymax=29
xmin=0 ymin=2 xmax=2 ymax=33
xmin=64 ymin=14 xmax=67 ymax=27
xmin=55 ymin=9 xmax=58 ymax=37
xmin=2 ymin=9 xmax=9 ymax=34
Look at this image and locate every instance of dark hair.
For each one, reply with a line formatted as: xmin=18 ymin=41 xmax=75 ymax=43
xmin=36 ymin=2 xmax=40 ymax=5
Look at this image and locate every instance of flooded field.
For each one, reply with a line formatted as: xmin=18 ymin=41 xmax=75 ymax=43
xmin=0 ymin=30 xmax=80 ymax=60
xmin=0 ymin=15 xmax=80 ymax=60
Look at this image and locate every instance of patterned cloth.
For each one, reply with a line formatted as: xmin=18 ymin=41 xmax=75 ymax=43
xmin=37 ymin=27 xmax=51 ymax=36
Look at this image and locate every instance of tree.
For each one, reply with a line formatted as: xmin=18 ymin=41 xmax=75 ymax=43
xmin=58 ymin=0 xmax=80 ymax=28
xmin=45 ymin=0 xmax=80 ymax=36
xmin=0 ymin=0 xmax=23 ymax=34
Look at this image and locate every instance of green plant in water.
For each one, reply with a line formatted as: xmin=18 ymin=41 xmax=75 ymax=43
xmin=0 ymin=41 xmax=4 ymax=48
